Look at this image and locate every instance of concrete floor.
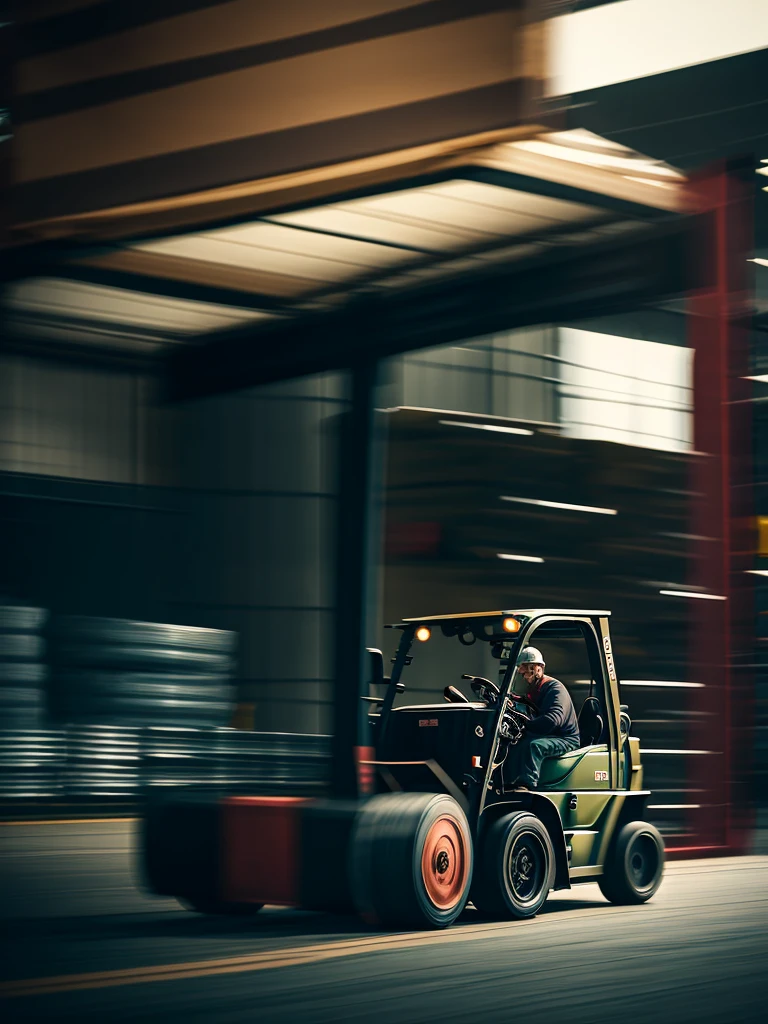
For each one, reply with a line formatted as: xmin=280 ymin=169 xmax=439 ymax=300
xmin=1 ymin=820 xmax=766 ymax=1023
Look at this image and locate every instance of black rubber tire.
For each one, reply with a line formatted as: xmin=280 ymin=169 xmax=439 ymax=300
xmin=472 ymin=811 xmax=555 ymax=920
xmin=0 ymin=687 xmax=45 ymax=711
xmin=0 ymin=727 xmax=63 ymax=797
xmin=0 ymin=662 xmax=47 ymax=685
xmin=50 ymin=645 xmax=233 ymax=674
xmin=0 ymin=713 xmax=45 ymax=729
xmin=0 ymin=686 xmax=45 ymax=728
xmin=49 ymin=695 xmax=233 ymax=726
xmin=350 ymin=792 xmax=473 ymax=930
xmin=179 ymin=896 xmax=264 ymax=916
xmin=598 ymin=820 xmax=665 ymax=905
xmin=49 ymin=617 xmax=236 ymax=653
xmin=0 ymin=607 xmax=48 ymax=632
xmin=0 ymin=728 xmax=63 ymax=751
xmin=0 ymin=634 xmax=46 ymax=661
xmin=51 ymin=671 xmax=234 ymax=701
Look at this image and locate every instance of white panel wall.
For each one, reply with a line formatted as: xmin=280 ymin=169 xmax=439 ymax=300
xmin=558 ymin=327 xmax=693 ymax=452
xmin=0 ymin=355 xmax=144 ymax=482
xmin=547 ymin=0 xmax=768 ymax=96
xmin=398 ymin=326 xmax=558 ymax=423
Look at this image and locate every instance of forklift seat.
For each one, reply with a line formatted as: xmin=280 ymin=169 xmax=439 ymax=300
xmin=533 ymin=695 xmax=607 ymax=789
xmin=577 ymin=695 xmax=604 ymax=747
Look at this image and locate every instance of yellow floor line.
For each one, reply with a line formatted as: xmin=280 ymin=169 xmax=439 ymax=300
xmin=0 ymin=818 xmax=138 ymax=826
xmin=1 ymin=919 xmax=534 ymax=998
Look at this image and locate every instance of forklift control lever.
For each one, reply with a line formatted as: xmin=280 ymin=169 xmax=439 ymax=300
xmin=462 ymin=675 xmax=500 ymax=705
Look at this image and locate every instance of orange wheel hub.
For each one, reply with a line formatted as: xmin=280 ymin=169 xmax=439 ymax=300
xmin=420 ymin=815 xmax=469 ymax=909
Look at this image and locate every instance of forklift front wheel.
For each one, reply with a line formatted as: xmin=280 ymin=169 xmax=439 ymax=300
xmin=473 ymin=811 xmax=555 ymax=919
xmin=350 ymin=792 xmax=473 ymax=929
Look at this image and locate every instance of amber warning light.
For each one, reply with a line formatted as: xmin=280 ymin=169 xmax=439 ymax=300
xmin=503 ymin=618 xmax=521 ymax=633
xmin=416 ymin=626 xmax=431 ymax=642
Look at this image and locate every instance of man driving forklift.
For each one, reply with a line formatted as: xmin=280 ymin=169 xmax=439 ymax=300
xmin=505 ymin=646 xmax=580 ymax=791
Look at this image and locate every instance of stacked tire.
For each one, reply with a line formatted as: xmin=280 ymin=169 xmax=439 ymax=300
xmin=47 ymin=617 xmax=237 ymax=729
xmin=0 ymin=729 xmax=64 ymax=799
xmin=0 ymin=605 xmax=62 ymax=798
xmin=0 ymin=605 xmax=48 ymax=729
xmin=63 ymin=725 xmax=141 ymax=799
xmin=143 ymin=726 xmax=223 ymax=788
xmin=220 ymin=730 xmax=331 ymax=792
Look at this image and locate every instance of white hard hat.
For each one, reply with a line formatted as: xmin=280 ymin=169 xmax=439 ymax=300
xmin=516 ymin=646 xmax=545 ymax=667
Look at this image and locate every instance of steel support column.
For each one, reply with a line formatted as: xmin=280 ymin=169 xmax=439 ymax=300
xmin=685 ymin=160 xmax=754 ymax=852
xmin=330 ymin=362 xmax=386 ymax=799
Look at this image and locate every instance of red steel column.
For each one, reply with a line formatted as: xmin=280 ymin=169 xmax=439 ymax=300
xmin=685 ymin=160 xmax=754 ymax=853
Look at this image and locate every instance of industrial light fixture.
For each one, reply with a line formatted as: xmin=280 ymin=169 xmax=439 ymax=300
xmin=621 ymin=680 xmax=704 ymax=689
xmin=500 ymin=495 xmax=617 ymax=515
xmin=439 ymin=420 xmax=534 ymax=437
xmin=640 ymin=749 xmax=713 ymax=755
xmin=658 ymin=589 xmax=726 ymax=600
xmin=497 ymin=553 xmax=544 ymax=563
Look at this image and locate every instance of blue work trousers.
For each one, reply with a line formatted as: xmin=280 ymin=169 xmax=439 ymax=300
xmin=509 ymin=734 xmax=580 ymax=788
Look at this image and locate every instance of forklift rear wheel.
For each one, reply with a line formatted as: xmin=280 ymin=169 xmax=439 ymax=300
xmin=350 ymin=792 xmax=473 ymax=929
xmin=473 ymin=811 xmax=555 ymax=919
xmin=599 ymin=820 xmax=664 ymax=905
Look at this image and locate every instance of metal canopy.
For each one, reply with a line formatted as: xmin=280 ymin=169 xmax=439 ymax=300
xmin=2 ymin=128 xmax=691 ymax=370
xmin=397 ymin=608 xmax=611 ymax=625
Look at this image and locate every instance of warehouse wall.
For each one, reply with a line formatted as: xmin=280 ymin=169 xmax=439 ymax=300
xmin=0 ymin=354 xmax=179 ymax=623
xmin=159 ymin=374 xmax=344 ymax=734
xmin=0 ymin=354 xmax=147 ymax=483
xmin=0 ymin=355 xmax=344 ymax=734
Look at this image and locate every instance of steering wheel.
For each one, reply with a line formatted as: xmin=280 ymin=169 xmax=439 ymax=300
xmin=510 ymin=692 xmax=539 ymax=715
xmin=461 ymin=674 xmax=500 ymax=705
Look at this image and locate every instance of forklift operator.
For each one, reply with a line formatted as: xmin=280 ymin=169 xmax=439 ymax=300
xmin=506 ymin=646 xmax=580 ymax=791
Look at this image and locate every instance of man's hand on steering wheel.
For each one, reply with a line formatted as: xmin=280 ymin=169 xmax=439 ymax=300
xmin=499 ymin=707 xmax=528 ymax=743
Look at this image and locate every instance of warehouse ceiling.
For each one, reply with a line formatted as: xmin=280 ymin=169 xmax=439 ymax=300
xmin=2 ymin=126 xmax=691 ymax=372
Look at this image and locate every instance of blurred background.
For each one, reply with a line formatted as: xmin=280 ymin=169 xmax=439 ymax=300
xmin=0 ymin=0 xmax=766 ymax=859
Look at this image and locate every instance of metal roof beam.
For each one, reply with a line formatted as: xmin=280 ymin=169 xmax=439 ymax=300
xmin=49 ymin=264 xmax=289 ymax=313
xmin=165 ymin=216 xmax=698 ymax=402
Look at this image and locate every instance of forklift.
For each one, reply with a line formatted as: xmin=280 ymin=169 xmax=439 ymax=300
xmin=141 ymin=607 xmax=664 ymax=929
